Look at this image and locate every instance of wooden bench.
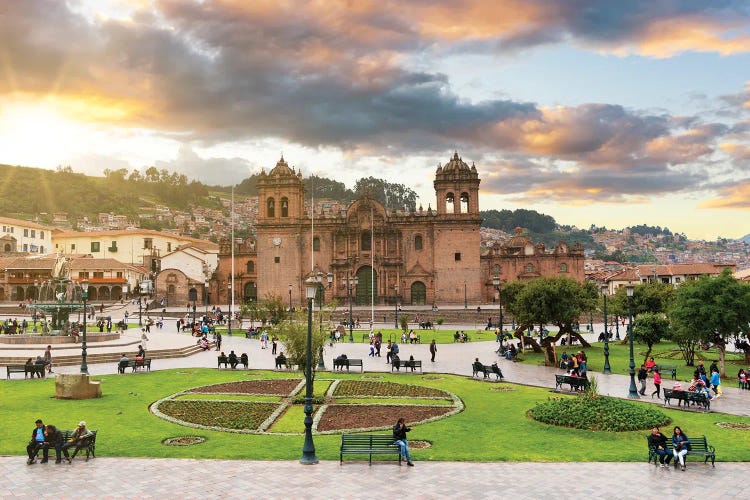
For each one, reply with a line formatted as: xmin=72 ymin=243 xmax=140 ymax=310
xmin=333 ymin=358 xmax=363 ymax=372
xmin=61 ymin=429 xmax=98 ymax=462
xmin=391 ymin=360 xmax=422 ymax=372
xmin=6 ymin=364 xmax=46 ymax=379
xmin=472 ymin=364 xmax=503 ymax=380
xmin=217 ymin=356 xmax=249 ymax=369
xmin=647 ymin=434 xmax=715 ymax=467
xmin=554 ymin=374 xmax=589 ymax=392
xmin=275 ymin=359 xmax=297 ymax=370
xmin=340 ymin=434 xmax=401 ymax=465
xmin=656 ymin=364 xmax=678 ymax=380
xmin=117 ymin=358 xmax=151 ymax=373
xmin=662 ymin=388 xmax=710 ymax=411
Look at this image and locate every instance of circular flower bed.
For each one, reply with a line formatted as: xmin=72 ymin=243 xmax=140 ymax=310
xmin=529 ymin=396 xmax=670 ymax=431
xmin=716 ymin=422 xmax=750 ymax=430
xmin=188 ymin=379 xmax=301 ymax=395
xmin=490 ymin=386 xmax=515 ymax=392
xmin=162 ymin=436 xmax=206 ymax=446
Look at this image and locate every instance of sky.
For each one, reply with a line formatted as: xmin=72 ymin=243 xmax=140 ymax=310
xmin=1 ymin=0 xmax=750 ymax=240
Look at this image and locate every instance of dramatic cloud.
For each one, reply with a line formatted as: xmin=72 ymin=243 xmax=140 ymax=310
xmin=700 ymin=180 xmax=750 ymax=209
xmin=154 ymin=145 xmax=256 ymax=185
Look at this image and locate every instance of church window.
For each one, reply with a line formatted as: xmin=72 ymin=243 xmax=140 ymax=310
xmin=281 ymin=197 xmax=289 ymax=217
xmin=493 ymin=264 xmax=500 ymax=274
xmin=525 ymin=263 xmax=534 ymax=273
xmin=361 ymin=231 xmax=371 ymax=251
xmin=246 ymin=261 xmax=255 ymax=273
xmin=313 ymin=236 xmax=320 ymax=251
xmin=559 ymin=263 xmax=568 ymax=273
xmin=267 ymin=198 xmax=275 ymax=218
xmin=414 ymin=235 xmax=423 ymax=251
xmin=454 ymin=252 xmax=461 ymax=261
xmin=274 ymin=256 xmax=280 ymax=263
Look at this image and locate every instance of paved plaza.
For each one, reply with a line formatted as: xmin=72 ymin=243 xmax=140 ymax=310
xmin=2 ymin=304 xmax=749 ymax=498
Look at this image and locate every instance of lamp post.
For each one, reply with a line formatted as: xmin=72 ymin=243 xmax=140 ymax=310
xmin=346 ymin=275 xmax=358 ymax=343
xmin=301 ymin=276 xmax=319 ymax=465
xmin=192 ymin=302 xmax=197 ymax=330
xmin=601 ymin=284 xmax=611 ymax=374
xmin=492 ymin=276 xmax=502 ymax=331
xmin=464 ymin=280 xmax=467 ymax=309
xmin=615 ymin=314 xmax=620 ymax=340
xmin=589 ymin=311 xmax=593 ymax=333
xmin=80 ymin=279 xmax=89 ymax=375
xmin=288 ymin=284 xmax=293 ymax=312
xmin=394 ymin=285 xmax=399 ymax=329
xmin=626 ymin=282 xmax=639 ymax=398
xmin=137 ymin=283 xmax=143 ymax=327
xmin=227 ymin=282 xmax=232 ymax=336
xmin=33 ymin=279 xmax=39 ymax=333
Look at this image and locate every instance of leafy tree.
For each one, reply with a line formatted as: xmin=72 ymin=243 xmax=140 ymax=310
xmin=669 ymin=269 xmax=750 ymax=375
xmin=354 ymin=177 xmax=417 ymax=211
xmin=272 ymin=310 xmax=329 ymax=374
xmin=607 ymin=283 xmax=674 ymax=341
xmin=503 ymin=277 xmax=597 ymax=365
xmin=632 ymin=312 xmax=670 ymax=361
xmin=481 ymin=209 xmax=556 ymax=233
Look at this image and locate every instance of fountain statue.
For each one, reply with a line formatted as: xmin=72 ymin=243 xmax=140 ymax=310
xmin=33 ymin=253 xmax=86 ymax=335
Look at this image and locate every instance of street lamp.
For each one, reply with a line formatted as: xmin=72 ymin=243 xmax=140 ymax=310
xmin=346 ymin=275 xmax=358 ymax=343
xmin=464 ymin=280 xmax=467 ymax=309
xmin=288 ymin=284 xmax=293 ymax=312
xmin=492 ymin=276 xmax=503 ymax=332
xmin=601 ymin=284 xmax=611 ymax=374
xmin=626 ymin=282 xmax=639 ymax=398
xmin=227 ymin=282 xmax=232 ymax=336
xmin=33 ymin=280 xmax=39 ymax=333
xmin=301 ymin=276 xmax=319 ymax=465
xmin=80 ymin=279 xmax=89 ymax=375
xmin=394 ymin=285 xmax=399 ymax=329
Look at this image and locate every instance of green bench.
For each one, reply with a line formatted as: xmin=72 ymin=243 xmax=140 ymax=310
xmin=554 ymin=374 xmax=590 ymax=392
xmin=340 ymin=434 xmax=401 ymax=465
xmin=6 ymin=364 xmax=46 ymax=379
xmin=61 ymin=429 xmax=98 ymax=462
xmin=391 ymin=360 xmax=422 ymax=372
xmin=333 ymin=358 xmax=363 ymax=372
xmin=656 ymin=364 xmax=677 ymax=380
xmin=472 ymin=364 xmax=504 ymax=380
xmin=647 ymin=434 xmax=715 ymax=467
xmin=117 ymin=359 xmax=151 ymax=373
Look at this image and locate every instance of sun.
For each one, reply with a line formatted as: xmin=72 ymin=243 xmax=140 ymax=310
xmin=0 ymin=99 xmax=89 ymax=168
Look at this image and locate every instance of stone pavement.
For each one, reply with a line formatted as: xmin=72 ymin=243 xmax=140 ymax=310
xmin=0 ymin=457 xmax=744 ymax=499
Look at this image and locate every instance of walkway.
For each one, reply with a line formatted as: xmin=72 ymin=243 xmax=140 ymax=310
xmin=1 ymin=457 xmax=743 ymax=499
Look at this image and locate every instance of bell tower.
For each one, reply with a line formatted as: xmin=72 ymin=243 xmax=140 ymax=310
xmin=433 ymin=152 xmax=480 ymax=215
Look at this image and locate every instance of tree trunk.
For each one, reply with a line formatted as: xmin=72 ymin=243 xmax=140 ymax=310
xmin=643 ymin=344 xmax=653 ymax=365
xmin=718 ymin=344 xmax=726 ymax=378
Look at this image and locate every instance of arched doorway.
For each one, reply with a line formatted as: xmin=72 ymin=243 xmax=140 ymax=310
xmin=355 ymin=266 xmax=377 ymax=305
xmin=111 ymin=286 xmax=122 ymax=300
xmin=410 ymin=281 xmax=426 ymax=305
xmin=244 ymin=282 xmax=257 ymax=303
xmin=98 ymin=286 xmax=111 ymax=301
xmin=188 ymin=288 xmax=198 ymax=302
xmin=0 ymin=287 xmax=4 ymax=300
xmin=15 ymin=286 xmax=25 ymax=301
xmin=167 ymin=284 xmax=176 ymax=305
xmin=3 ymin=243 xmax=10 ymax=252
xmin=88 ymin=287 xmax=98 ymax=301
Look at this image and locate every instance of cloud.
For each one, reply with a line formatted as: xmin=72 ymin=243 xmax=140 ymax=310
xmin=154 ymin=145 xmax=257 ymax=185
xmin=700 ymin=180 xmax=750 ymax=208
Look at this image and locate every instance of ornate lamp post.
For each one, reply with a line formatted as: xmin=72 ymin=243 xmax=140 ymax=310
xmin=80 ymin=279 xmax=89 ymax=375
xmin=288 ymin=284 xmax=293 ymax=312
xmin=394 ymin=285 xmax=399 ymax=329
xmin=33 ymin=279 xmax=39 ymax=333
xmin=492 ymin=276 xmax=503 ymax=331
xmin=301 ymin=276 xmax=319 ymax=465
xmin=346 ymin=275 xmax=358 ymax=343
xmin=137 ymin=284 xmax=143 ymax=327
xmin=626 ymin=282 xmax=639 ymax=398
xmin=601 ymin=284 xmax=611 ymax=374
xmin=615 ymin=314 xmax=620 ymax=340
xmin=464 ymin=280 xmax=467 ymax=309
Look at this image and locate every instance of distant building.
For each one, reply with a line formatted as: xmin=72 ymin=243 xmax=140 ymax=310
xmin=0 ymin=216 xmax=52 ymax=255
xmin=605 ymin=263 xmax=735 ymax=293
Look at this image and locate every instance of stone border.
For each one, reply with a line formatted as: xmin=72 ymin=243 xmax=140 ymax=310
xmin=162 ymin=436 xmax=206 ymax=446
xmin=716 ymin=422 xmax=750 ymax=430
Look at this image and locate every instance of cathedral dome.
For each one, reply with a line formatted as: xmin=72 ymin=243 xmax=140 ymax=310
xmin=441 ymin=152 xmax=471 ymax=173
xmin=269 ymin=156 xmax=295 ymax=176
xmin=506 ymin=227 xmax=532 ymax=247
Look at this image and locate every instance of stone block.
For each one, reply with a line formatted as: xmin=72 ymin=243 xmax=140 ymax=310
xmin=54 ymin=373 xmax=102 ymax=400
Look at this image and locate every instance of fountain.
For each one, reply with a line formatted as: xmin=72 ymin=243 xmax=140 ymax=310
xmin=34 ymin=256 xmax=86 ymax=335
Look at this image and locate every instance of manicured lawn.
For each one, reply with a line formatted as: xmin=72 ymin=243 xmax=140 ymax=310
xmin=4 ymin=369 xmax=748 ymax=461
xmin=517 ymin=341 xmax=747 ymax=379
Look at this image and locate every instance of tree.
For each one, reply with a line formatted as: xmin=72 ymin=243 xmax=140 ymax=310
xmin=608 ymin=282 xmax=674 ymax=342
xmin=271 ymin=310 xmax=329 ymax=374
xmin=503 ymin=277 xmax=597 ymax=365
xmin=354 ymin=177 xmax=417 ymax=211
xmin=632 ymin=312 xmax=670 ymax=362
xmin=670 ymin=269 xmax=750 ymax=375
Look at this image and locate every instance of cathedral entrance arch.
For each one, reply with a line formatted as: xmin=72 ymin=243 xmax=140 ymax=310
xmin=410 ymin=281 xmax=426 ymax=305
xmin=355 ymin=266 xmax=378 ymax=305
xmin=244 ymin=282 xmax=257 ymax=303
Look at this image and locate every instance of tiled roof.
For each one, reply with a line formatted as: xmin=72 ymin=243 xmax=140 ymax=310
xmin=52 ymin=228 xmax=218 ymax=249
xmin=0 ymin=216 xmax=51 ymax=230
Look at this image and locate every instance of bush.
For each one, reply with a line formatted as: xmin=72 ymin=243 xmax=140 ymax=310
xmin=529 ymin=396 xmax=670 ymax=432
xmin=291 ymin=395 xmax=325 ymax=404
xmin=436 ymin=318 xmax=444 ymax=325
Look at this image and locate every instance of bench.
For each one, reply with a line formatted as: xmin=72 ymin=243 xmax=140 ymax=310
xmin=274 ymin=360 xmax=297 ymax=371
xmin=117 ymin=359 xmax=151 ymax=373
xmin=662 ymin=388 xmax=710 ymax=411
xmin=656 ymin=364 xmax=677 ymax=380
xmin=554 ymin=374 xmax=590 ymax=392
xmin=6 ymin=364 xmax=46 ymax=379
xmin=217 ymin=356 xmax=249 ymax=369
xmin=61 ymin=429 xmax=98 ymax=462
xmin=333 ymin=358 xmax=363 ymax=372
xmin=340 ymin=434 xmax=401 ymax=465
xmin=472 ymin=364 xmax=503 ymax=380
xmin=647 ymin=434 xmax=715 ymax=467
xmin=391 ymin=360 xmax=422 ymax=372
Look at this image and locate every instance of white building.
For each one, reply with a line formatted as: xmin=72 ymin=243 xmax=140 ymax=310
xmin=0 ymin=216 xmax=52 ymax=255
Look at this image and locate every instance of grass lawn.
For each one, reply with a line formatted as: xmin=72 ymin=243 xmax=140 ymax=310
xmin=516 ymin=341 xmax=747 ymax=379
xmin=2 ymin=369 xmax=749 ymax=462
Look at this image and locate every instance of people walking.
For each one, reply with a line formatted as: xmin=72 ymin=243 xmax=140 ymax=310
xmin=638 ymin=364 xmax=648 ymax=395
xmin=651 ymin=368 xmax=662 ymax=399
xmin=429 ymin=339 xmax=437 ymax=362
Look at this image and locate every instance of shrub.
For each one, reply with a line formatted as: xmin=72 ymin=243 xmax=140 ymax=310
xmin=436 ymin=318 xmax=444 ymax=325
xmin=529 ymin=396 xmax=670 ymax=432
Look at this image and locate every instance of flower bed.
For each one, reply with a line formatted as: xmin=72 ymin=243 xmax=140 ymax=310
xmin=334 ymin=380 xmax=449 ymax=398
xmin=188 ymin=379 xmax=301 ymax=395
xmin=317 ymin=404 xmax=454 ymax=431
xmin=158 ymin=400 xmax=279 ymax=430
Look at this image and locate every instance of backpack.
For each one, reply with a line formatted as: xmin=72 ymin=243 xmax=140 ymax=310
xmin=393 ymin=344 xmax=399 ymax=354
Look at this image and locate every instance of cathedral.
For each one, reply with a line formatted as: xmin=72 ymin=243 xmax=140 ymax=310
xmin=212 ymin=152 xmax=583 ymax=307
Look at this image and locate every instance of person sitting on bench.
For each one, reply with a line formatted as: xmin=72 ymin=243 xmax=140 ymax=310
xmin=228 ymin=351 xmax=239 ymax=369
xmin=335 ymin=354 xmax=349 ymax=369
xmin=218 ymin=352 xmax=228 ymax=368
xmin=118 ymin=354 xmax=129 ymax=374
xmin=491 ymin=362 xmax=504 ymax=379
xmin=275 ymin=352 xmax=287 ymax=369
xmin=61 ymin=421 xmax=93 ymax=463
xmin=404 ymin=355 xmax=416 ymax=372
xmin=392 ymin=354 xmax=401 ymax=371
xmin=473 ymin=358 xmax=487 ymax=377
xmin=240 ymin=353 xmax=249 ymax=368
